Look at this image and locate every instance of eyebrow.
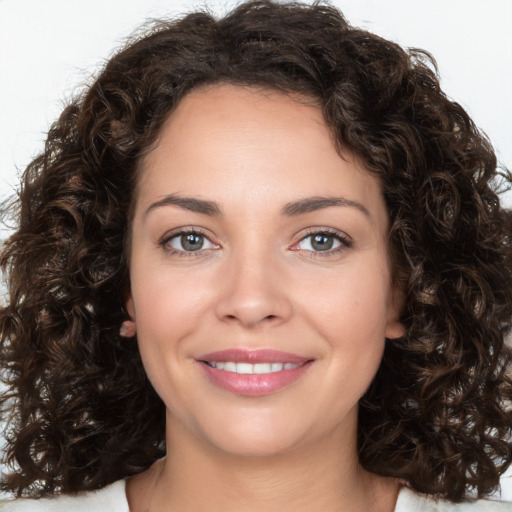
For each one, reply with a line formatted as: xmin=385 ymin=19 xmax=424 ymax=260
xmin=145 ymin=194 xmax=223 ymax=217
xmin=281 ymin=196 xmax=370 ymax=217
xmin=144 ymin=194 xmax=370 ymax=218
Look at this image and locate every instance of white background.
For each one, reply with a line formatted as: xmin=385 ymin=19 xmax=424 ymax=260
xmin=0 ymin=0 xmax=511 ymax=499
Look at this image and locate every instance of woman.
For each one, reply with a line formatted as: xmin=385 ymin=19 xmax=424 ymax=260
xmin=1 ymin=1 xmax=511 ymax=510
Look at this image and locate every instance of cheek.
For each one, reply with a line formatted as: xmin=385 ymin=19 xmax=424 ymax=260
xmin=128 ymin=268 xmax=211 ymax=390
xmin=300 ymin=261 xmax=393 ymax=341
xmin=297 ymin=258 xmax=392 ymax=391
xmin=130 ymin=269 xmax=206 ymax=397
xmin=131 ymin=261 xmax=212 ymax=333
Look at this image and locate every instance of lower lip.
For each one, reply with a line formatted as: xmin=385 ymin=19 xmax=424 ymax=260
xmin=199 ymin=361 xmax=313 ymax=396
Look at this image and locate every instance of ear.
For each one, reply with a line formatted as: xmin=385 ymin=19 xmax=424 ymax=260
xmin=120 ymin=293 xmax=137 ymax=338
xmin=385 ymin=317 xmax=405 ymax=340
xmin=385 ymin=284 xmax=405 ymax=340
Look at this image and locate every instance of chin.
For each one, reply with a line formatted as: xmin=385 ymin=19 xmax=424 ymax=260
xmin=191 ymin=410 xmax=313 ymax=458
xmin=208 ymin=432 xmax=303 ymax=459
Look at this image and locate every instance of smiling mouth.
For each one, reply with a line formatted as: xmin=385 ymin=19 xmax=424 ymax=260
xmin=203 ymin=361 xmax=302 ymax=374
xmin=197 ymin=349 xmax=313 ymax=395
xmin=199 ymin=353 xmax=313 ymax=395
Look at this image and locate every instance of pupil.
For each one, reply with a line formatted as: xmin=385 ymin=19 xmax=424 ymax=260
xmin=312 ymin=234 xmax=333 ymax=251
xmin=181 ymin=233 xmax=203 ymax=251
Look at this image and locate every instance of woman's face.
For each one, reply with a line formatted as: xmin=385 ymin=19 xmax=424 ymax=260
xmin=127 ymin=84 xmax=403 ymax=457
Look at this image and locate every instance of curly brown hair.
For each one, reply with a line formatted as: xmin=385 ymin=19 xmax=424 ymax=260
xmin=1 ymin=0 xmax=511 ymax=502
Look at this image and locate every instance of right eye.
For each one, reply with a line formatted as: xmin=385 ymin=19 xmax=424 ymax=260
xmin=162 ymin=230 xmax=218 ymax=255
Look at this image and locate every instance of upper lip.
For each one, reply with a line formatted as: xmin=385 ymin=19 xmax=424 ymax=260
xmin=198 ymin=349 xmax=311 ymax=364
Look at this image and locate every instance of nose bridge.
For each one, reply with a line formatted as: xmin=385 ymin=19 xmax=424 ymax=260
xmin=215 ymin=235 xmax=292 ymax=328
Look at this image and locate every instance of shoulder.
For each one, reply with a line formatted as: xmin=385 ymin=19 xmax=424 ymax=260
xmin=395 ymin=486 xmax=512 ymax=511
xmin=0 ymin=479 xmax=128 ymax=512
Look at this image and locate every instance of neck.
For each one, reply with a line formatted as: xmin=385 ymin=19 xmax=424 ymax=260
xmin=127 ymin=417 xmax=399 ymax=512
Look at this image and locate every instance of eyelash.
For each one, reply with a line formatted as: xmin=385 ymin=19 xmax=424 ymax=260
xmin=159 ymin=228 xmax=352 ymax=258
xmin=294 ymin=228 xmax=352 ymax=258
xmin=159 ymin=228 xmax=216 ymax=258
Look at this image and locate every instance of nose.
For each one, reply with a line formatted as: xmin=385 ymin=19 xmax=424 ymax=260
xmin=214 ymin=248 xmax=293 ymax=329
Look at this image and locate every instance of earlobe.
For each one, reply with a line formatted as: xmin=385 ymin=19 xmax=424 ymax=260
xmin=385 ymin=284 xmax=405 ymax=339
xmin=120 ymin=320 xmax=136 ymax=338
xmin=385 ymin=318 xmax=405 ymax=340
xmin=120 ymin=294 xmax=136 ymax=338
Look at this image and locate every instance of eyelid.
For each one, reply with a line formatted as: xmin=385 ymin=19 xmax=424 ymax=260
xmin=291 ymin=228 xmax=352 ymax=255
xmin=159 ymin=227 xmax=220 ymax=255
xmin=158 ymin=226 xmax=351 ymax=257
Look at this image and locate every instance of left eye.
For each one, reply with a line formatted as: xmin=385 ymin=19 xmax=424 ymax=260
xmin=166 ymin=232 xmax=216 ymax=252
xmin=297 ymin=232 xmax=345 ymax=252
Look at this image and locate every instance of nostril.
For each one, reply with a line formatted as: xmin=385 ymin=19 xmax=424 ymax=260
xmin=216 ymin=294 xmax=293 ymax=327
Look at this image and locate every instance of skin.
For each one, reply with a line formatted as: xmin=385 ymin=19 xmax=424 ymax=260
xmin=126 ymin=84 xmax=404 ymax=512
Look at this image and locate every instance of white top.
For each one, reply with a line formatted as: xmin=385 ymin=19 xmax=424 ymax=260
xmin=0 ymin=480 xmax=510 ymax=511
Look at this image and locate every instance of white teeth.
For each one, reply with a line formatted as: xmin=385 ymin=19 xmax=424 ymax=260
xmin=254 ymin=363 xmax=271 ymax=374
xmin=236 ymin=363 xmax=253 ymax=374
xmin=208 ymin=362 xmax=300 ymax=374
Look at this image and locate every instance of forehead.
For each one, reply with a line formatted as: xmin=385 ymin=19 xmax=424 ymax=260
xmin=143 ymin=83 xmax=334 ymax=171
xmin=136 ymin=84 xmax=385 ymax=222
